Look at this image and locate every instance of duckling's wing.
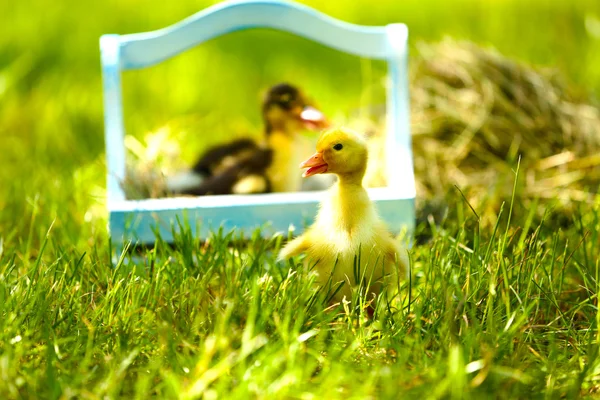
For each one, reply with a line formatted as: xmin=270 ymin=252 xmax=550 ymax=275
xmin=165 ymin=169 xmax=206 ymax=194
xmin=278 ymin=233 xmax=312 ymax=261
xmin=184 ymin=148 xmax=273 ymax=195
xmin=192 ymin=138 xmax=259 ymax=176
xmin=167 ymin=139 xmax=261 ymax=195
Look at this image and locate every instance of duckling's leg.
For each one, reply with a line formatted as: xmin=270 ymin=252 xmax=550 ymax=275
xmin=232 ymin=175 xmax=269 ymax=194
xmin=371 ymin=242 xmax=410 ymax=314
xmin=381 ymin=236 xmax=410 ymax=280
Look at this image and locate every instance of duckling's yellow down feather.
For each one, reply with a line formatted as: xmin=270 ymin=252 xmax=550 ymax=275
xmin=278 ymin=127 xmax=409 ymax=302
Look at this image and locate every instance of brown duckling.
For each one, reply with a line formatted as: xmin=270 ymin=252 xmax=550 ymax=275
xmin=166 ymin=83 xmax=331 ymax=196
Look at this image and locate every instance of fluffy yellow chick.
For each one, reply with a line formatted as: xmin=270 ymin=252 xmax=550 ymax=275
xmin=278 ymin=127 xmax=409 ymax=303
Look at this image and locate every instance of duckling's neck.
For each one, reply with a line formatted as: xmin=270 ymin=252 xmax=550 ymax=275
xmin=328 ymin=170 xmax=369 ymax=234
xmin=265 ymin=129 xmax=292 ymax=146
xmin=335 ymin=171 xmax=365 ymax=188
xmin=264 ymin=129 xmax=307 ymax=192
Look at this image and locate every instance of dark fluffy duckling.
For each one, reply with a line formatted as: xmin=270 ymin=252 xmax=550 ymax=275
xmin=166 ymin=83 xmax=330 ymax=196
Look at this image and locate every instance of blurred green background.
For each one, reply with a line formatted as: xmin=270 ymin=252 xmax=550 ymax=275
xmin=1 ymin=0 xmax=599 ymax=248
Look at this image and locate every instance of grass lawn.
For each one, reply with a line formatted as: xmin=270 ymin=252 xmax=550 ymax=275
xmin=1 ymin=0 xmax=600 ymax=398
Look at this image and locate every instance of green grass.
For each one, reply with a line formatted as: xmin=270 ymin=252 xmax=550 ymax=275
xmin=2 ymin=186 xmax=600 ymax=398
xmin=2 ymin=0 xmax=600 ymax=243
xmin=2 ymin=0 xmax=600 ymax=398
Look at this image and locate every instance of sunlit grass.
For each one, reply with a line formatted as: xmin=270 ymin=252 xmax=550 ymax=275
xmin=1 ymin=182 xmax=600 ymax=397
xmin=1 ymin=0 xmax=600 ymax=397
xmin=1 ymin=0 xmax=600 ymax=244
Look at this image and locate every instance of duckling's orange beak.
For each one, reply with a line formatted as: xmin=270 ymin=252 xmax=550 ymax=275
xmin=300 ymin=152 xmax=328 ymax=177
xmin=299 ymin=106 xmax=328 ymax=130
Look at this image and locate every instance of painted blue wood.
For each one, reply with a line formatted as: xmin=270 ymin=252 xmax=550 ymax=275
xmin=100 ymin=35 xmax=127 ymax=202
xmin=109 ymin=189 xmax=415 ymax=243
xmin=385 ymin=24 xmax=415 ymax=194
xmin=118 ymin=0 xmax=395 ymax=70
xmin=100 ymin=0 xmax=415 ymax=246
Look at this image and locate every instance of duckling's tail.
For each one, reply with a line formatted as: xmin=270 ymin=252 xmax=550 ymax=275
xmin=165 ymin=170 xmax=205 ymax=194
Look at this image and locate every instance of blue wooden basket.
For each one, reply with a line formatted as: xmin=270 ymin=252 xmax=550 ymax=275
xmin=100 ymin=0 xmax=415 ymax=245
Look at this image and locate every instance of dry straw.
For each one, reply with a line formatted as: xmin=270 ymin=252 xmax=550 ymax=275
xmin=409 ymin=39 xmax=600 ymax=209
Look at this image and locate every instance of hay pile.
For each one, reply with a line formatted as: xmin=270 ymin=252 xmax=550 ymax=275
xmin=122 ymin=128 xmax=180 ymax=199
xmin=410 ymin=39 xmax=600 ymax=208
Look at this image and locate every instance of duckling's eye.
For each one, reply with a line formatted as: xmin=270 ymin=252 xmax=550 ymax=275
xmin=275 ymin=95 xmax=293 ymax=109
xmin=333 ymin=143 xmax=343 ymax=151
xmin=278 ymin=94 xmax=292 ymax=106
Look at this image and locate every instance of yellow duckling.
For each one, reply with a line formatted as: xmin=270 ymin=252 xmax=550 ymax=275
xmin=278 ymin=127 xmax=409 ymax=303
